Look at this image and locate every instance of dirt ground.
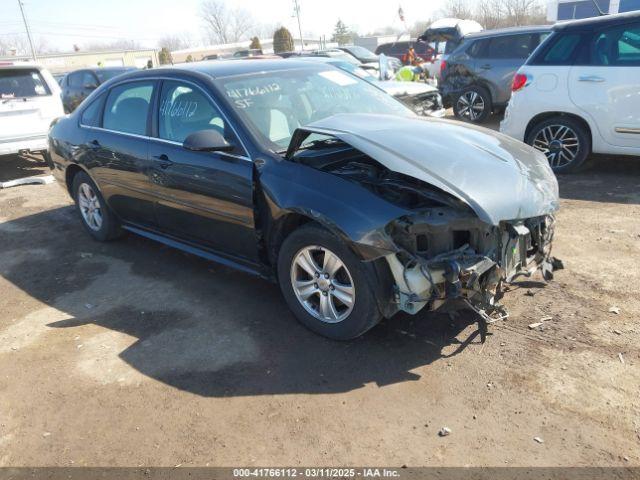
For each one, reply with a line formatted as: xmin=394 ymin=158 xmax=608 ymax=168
xmin=1 ymin=120 xmax=639 ymax=467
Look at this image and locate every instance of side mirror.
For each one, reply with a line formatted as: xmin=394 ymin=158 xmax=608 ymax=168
xmin=83 ymin=83 xmax=98 ymax=90
xmin=183 ymin=129 xmax=234 ymax=153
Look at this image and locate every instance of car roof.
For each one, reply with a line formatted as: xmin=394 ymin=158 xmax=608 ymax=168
xmin=166 ymin=59 xmax=328 ymax=78
xmin=464 ymin=25 xmax=552 ymax=39
xmin=553 ymin=10 xmax=640 ymax=31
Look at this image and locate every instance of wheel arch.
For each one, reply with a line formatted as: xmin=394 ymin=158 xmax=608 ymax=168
xmin=524 ymin=112 xmax=593 ymax=151
xmin=64 ymin=163 xmax=92 ymax=198
xmin=271 ymin=214 xmax=398 ymax=319
xmin=265 ymin=209 xmax=381 ymax=267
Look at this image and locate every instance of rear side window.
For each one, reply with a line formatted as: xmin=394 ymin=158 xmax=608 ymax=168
xmin=0 ymin=69 xmax=50 ymax=98
xmin=590 ymin=22 xmax=640 ymax=66
xmin=485 ymin=33 xmax=538 ymax=59
xmin=103 ymin=81 xmax=153 ymax=136
xmin=80 ymin=94 xmax=105 ymax=127
xmin=531 ymin=33 xmax=583 ymax=65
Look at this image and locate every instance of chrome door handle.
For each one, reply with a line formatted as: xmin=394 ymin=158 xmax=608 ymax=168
xmin=578 ymin=75 xmax=605 ymax=82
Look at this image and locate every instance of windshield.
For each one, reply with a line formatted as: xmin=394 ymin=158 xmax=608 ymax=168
xmin=216 ymin=67 xmax=414 ymax=151
xmin=344 ymin=46 xmax=378 ymax=63
xmin=0 ymin=69 xmax=50 ymax=98
xmin=95 ymin=68 xmax=133 ymax=83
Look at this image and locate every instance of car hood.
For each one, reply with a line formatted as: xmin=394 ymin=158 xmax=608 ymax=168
xmin=298 ymin=113 xmax=559 ymax=225
xmin=378 ymin=81 xmax=439 ymax=97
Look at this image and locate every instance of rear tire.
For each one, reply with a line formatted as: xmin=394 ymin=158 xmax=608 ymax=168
xmin=72 ymin=171 xmax=122 ymax=241
xmin=277 ymin=224 xmax=384 ymax=340
xmin=526 ymin=116 xmax=590 ymax=173
xmin=453 ymin=85 xmax=492 ymax=123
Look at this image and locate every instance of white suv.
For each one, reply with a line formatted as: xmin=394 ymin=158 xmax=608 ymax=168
xmin=500 ymin=12 xmax=640 ymax=173
xmin=0 ymin=62 xmax=64 ymax=157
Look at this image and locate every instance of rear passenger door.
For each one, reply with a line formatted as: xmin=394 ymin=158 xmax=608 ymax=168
xmin=473 ymin=33 xmax=541 ymax=105
xmin=85 ymin=80 xmax=158 ymax=227
xmin=569 ymin=20 xmax=640 ymax=150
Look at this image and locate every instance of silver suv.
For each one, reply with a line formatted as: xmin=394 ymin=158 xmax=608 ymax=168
xmin=440 ymin=25 xmax=552 ymax=123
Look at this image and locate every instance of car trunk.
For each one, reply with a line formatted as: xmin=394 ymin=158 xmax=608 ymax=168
xmin=0 ymin=68 xmax=58 ymax=142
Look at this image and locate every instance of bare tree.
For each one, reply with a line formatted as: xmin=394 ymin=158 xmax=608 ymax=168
xmin=0 ymin=35 xmax=55 ymax=56
xmin=501 ymin=0 xmax=546 ymax=25
xmin=200 ymin=0 xmax=254 ymax=44
xmin=475 ymin=0 xmax=505 ymax=29
xmin=441 ymin=0 xmax=474 ymax=19
xmin=158 ymin=34 xmax=192 ymax=52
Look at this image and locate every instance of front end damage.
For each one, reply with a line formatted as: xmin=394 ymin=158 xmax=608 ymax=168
xmin=283 ymin=113 xmax=561 ymax=323
xmin=383 ymin=210 xmax=557 ymax=321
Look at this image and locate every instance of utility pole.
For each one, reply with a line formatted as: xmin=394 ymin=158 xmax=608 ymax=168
xmin=18 ymin=0 xmax=37 ymax=61
xmin=292 ymin=0 xmax=304 ymax=51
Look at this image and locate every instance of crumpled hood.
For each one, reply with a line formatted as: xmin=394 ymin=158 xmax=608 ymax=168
xmin=303 ymin=113 xmax=559 ymax=225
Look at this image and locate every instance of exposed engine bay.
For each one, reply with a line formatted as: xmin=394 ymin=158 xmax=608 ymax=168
xmin=396 ymin=91 xmax=444 ymax=118
xmin=289 ymin=135 xmax=560 ymax=323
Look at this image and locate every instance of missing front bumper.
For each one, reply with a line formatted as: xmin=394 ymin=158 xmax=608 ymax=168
xmin=384 ymin=215 xmax=557 ymax=318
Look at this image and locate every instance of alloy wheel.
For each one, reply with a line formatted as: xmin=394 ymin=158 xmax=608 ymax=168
xmin=77 ymin=182 xmax=103 ymax=231
xmin=457 ymin=91 xmax=485 ymax=121
xmin=290 ymin=246 xmax=355 ymax=323
xmin=532 ymin=124 xmax=580 ymax=168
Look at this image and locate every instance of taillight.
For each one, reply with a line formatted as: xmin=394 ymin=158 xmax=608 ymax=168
xmin=512 ymin=73 xmax=528 ymax=92
xmin=440 ymin=60 xmax=447 ymax=74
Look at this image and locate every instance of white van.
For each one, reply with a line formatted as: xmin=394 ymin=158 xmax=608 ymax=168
xmin=0 ymin=62 xmax=64 ymax=157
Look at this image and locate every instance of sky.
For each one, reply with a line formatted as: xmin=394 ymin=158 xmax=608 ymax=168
xmin=1 ymin=0 xmax=446 ymax=52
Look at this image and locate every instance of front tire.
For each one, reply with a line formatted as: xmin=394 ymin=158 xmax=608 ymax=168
xmin=277 ymin=224 xmax=384 ymax=340
xmin=526 ymin=116 xmax=590 ymax=173
xmin=72 ymin=171 xmax=122 ymax=241
xmin=453 ymin=85 xmax=492 ymax=123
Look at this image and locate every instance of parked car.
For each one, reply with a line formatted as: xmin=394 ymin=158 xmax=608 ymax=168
xmin=53 ymin=73 xmax=66 ymax=86
xmin=418 ymin=18 xmax=484 ymax=80
xmin=439 ymin=25 xmax=551 ymax=123
xmin=48 ymin=60 xmax=560 ymax=340
xmin=233 ymin=49 xmax=263 ymax=58
xmin=500 ymin=11 xmax=640 ymax=172
xmin=0 ymin=62 xmax=64 ymax=157
xmin=296 ymin=56 xmax=445 ymax=117
xmin=337 ymin=45 xmax=379 ymax=64
xmin=61 ymin=67 xmax=135 ymax=113
xmin=375 ymin=40 xmax=435 ymax=63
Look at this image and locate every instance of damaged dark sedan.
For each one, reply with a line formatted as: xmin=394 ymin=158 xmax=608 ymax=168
xmin=47 ymin=60 xmax=560 ymax=340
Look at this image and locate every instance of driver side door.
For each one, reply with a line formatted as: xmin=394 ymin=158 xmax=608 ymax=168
xmin=148 ymin=79 xmax=259 ymax=263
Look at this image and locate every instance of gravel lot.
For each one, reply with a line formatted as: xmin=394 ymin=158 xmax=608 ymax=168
xmin=1 ymin=119 xmax=639 ymax=467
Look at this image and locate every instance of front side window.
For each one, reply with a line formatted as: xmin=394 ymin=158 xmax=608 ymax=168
xmin=67 ymin=72 xmax=83 ymax=88
xmin=0 ymin=69 xmax=50 ymax=98
xmin=81 ymin=72 xmax=97 ymax=88
xmin=103 ymin=81 xmax=153 ymax=136
xmin=216 ymin=67 xmax=414 ymax=151
xmin=591 ymin=23 xmax=640 ymax=66
xmin=158 ymin=81 xmax=230 ymax=145
xmin=533 ymin=33 xmax=584 ymax=65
